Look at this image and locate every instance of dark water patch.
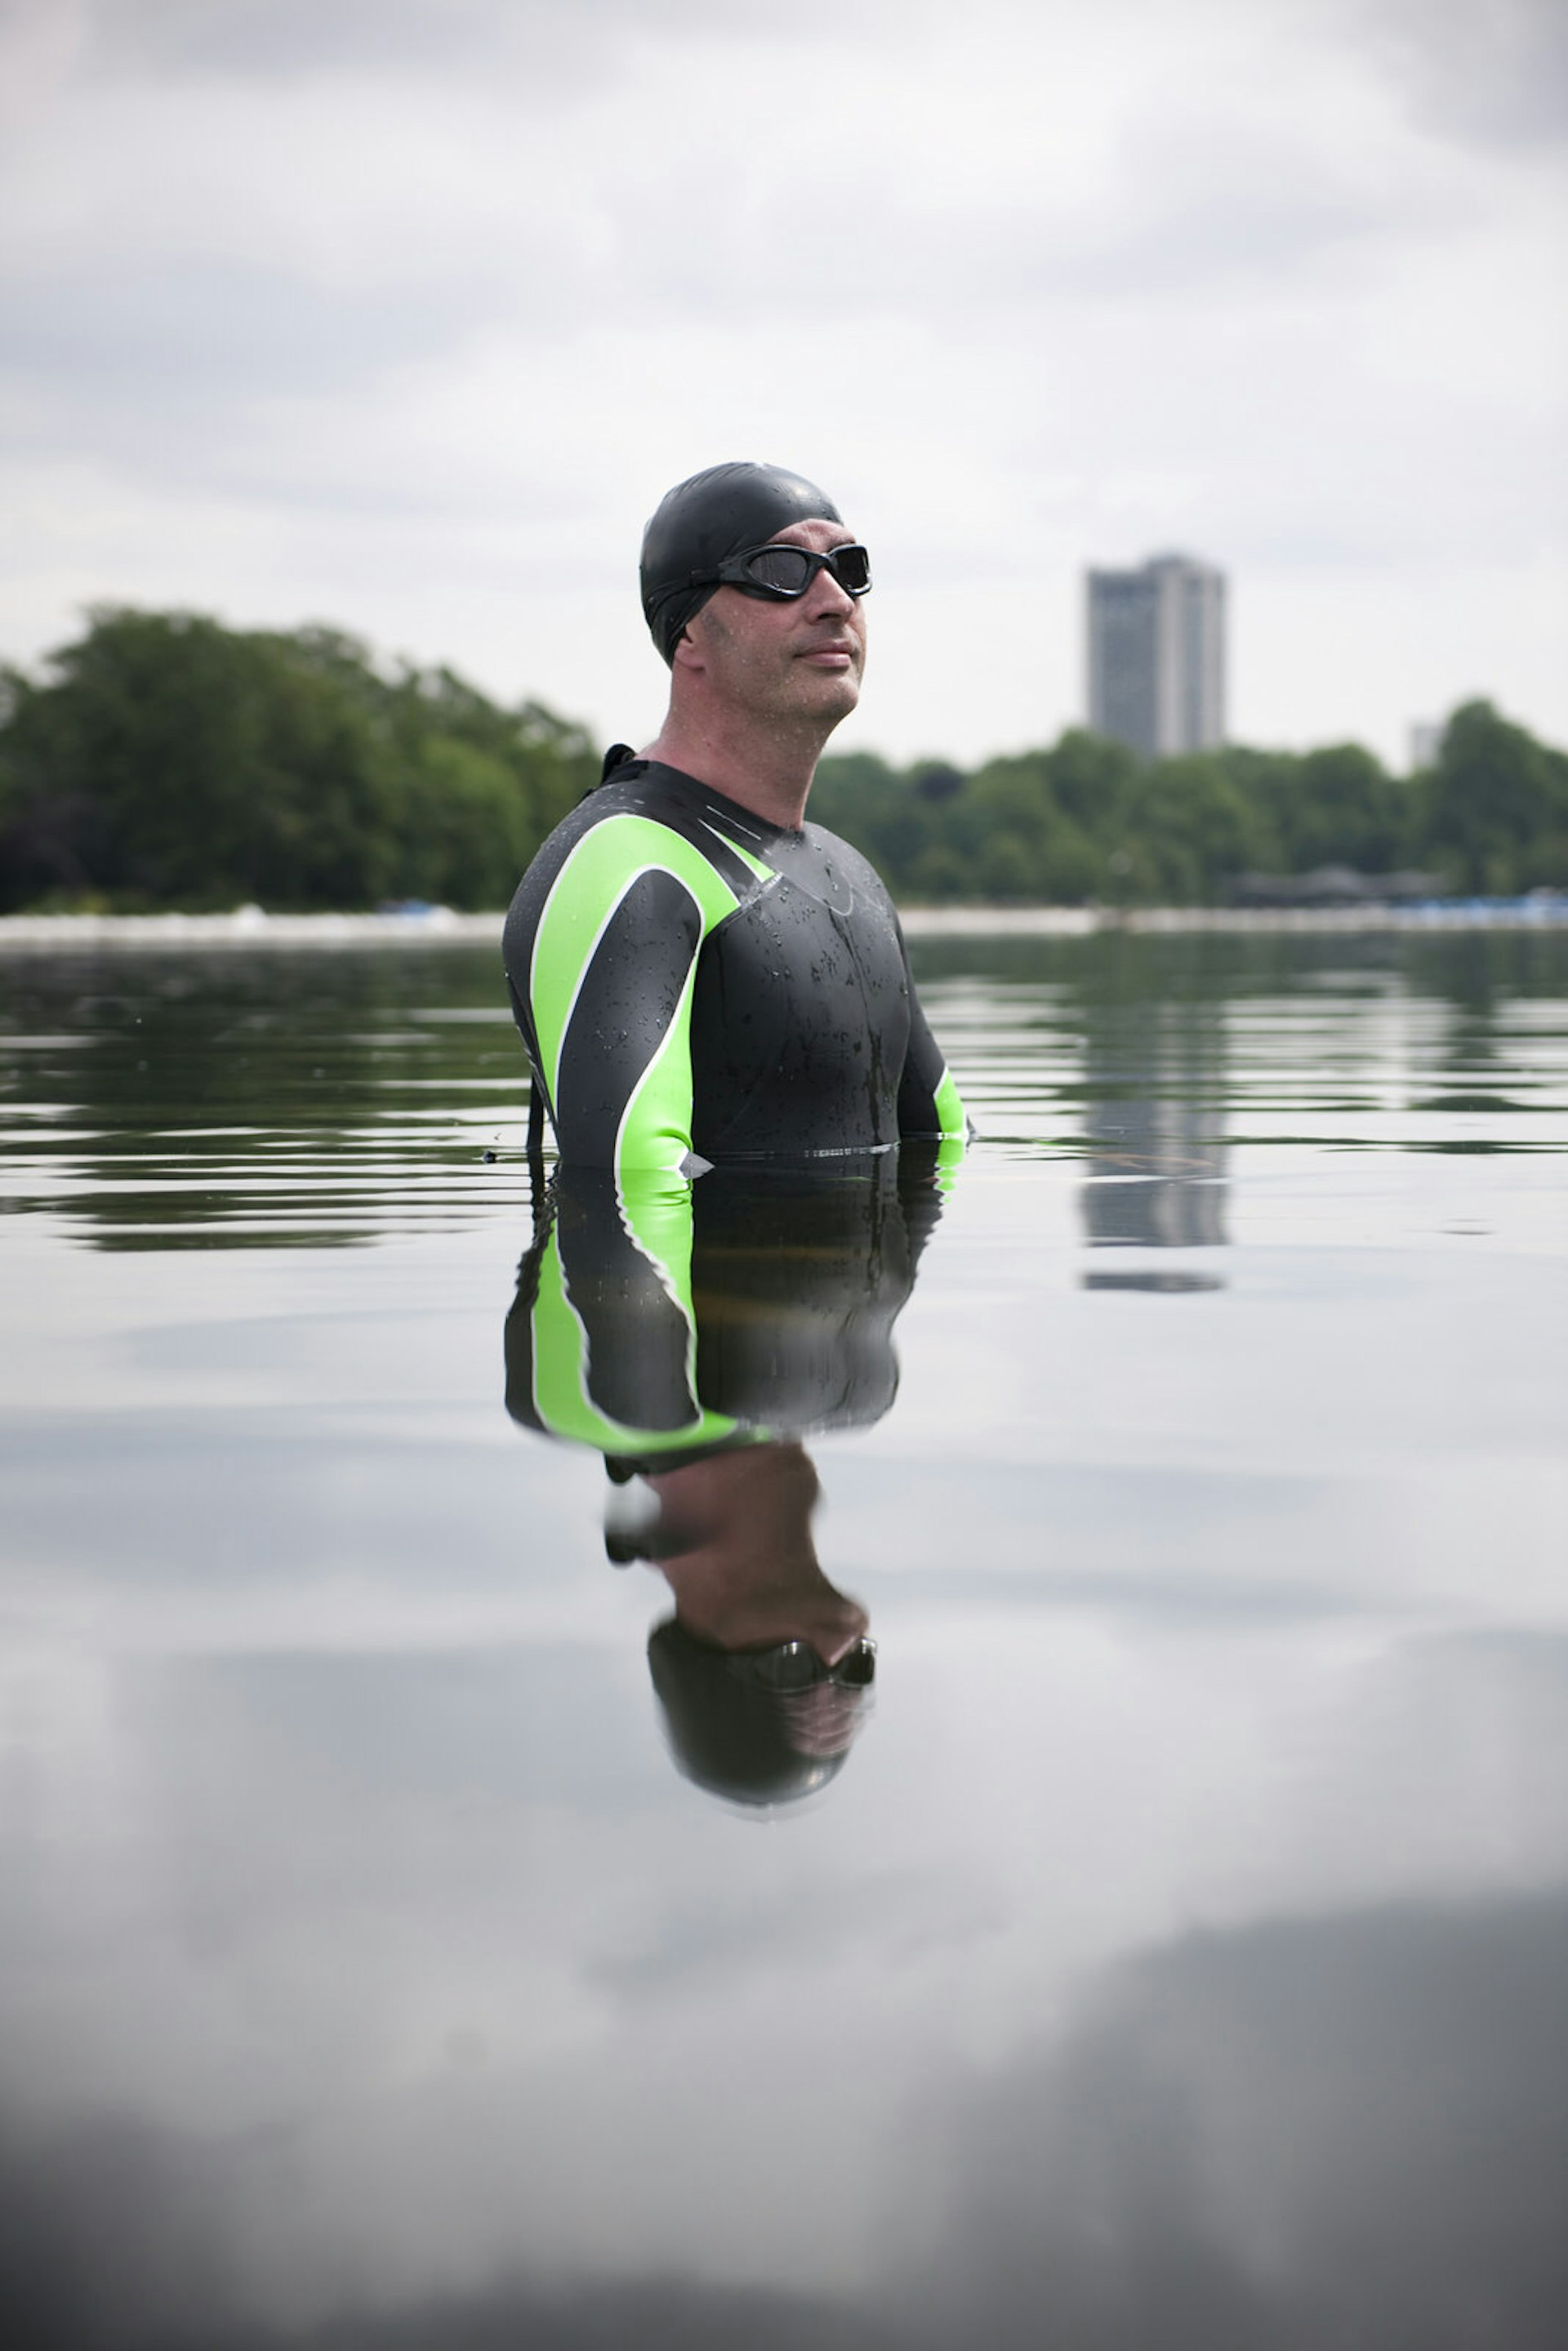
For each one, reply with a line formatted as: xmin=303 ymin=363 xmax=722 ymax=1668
xmin=1 ymin=946 xmax=525 ymax=1245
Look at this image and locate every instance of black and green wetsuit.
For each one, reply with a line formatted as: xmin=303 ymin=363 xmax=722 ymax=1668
xmin=502 ymin=755 xmax=966 ymax=1177
xmin=505 ymin=1159 xmax=947 ymax=1470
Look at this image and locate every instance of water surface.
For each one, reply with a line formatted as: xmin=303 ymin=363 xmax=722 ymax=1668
xmin=2 ymin=931 xmax=1566 ymax=2349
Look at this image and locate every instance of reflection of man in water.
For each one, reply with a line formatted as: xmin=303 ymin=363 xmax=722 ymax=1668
xmin=506 ymin=1160 xmax=945 ymax=1806
xmin=639 ymin=1445 xmax=877 ymax=1808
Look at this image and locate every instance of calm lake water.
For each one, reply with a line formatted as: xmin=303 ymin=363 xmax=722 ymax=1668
xmin=2 ymin=928 xmax=1566 ymax=2350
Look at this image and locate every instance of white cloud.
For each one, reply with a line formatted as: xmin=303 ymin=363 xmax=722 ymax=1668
xmin=0 ymin=0 xmax=1563 ymax=765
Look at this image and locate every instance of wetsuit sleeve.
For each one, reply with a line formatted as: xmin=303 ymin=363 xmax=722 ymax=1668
xmin=519 ymin=813 xmax=746 ymax=1176
xmin=894 ymin=928 xmax=968 ymax=1143
xmin=503 ymin=1168 xmax=743 ymax=1463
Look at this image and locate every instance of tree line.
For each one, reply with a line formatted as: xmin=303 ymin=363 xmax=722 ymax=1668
xmin=0 ymin=607 xmax=597 ymax=913
xmin=811 ymin=709 xmax=1568 ymax=906
xmin=2 ymin=606 xmax=1564 ymax=911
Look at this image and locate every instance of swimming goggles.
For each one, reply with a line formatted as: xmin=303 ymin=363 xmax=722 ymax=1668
xmin=723 ymin=1637 xmax=877 ymax=1693
xmin=689 ymin=543 xmax=873 ymax=601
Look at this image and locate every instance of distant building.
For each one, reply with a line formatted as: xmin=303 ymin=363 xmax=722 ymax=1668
xmin=1086 ymin=554 xmax=1226 ymax=761
xmin=1409 ymin=720 xmax=1444 ymax=772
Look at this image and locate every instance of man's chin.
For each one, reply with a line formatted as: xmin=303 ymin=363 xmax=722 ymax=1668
xmin=797 ymin=670 xmax=862 ymax=725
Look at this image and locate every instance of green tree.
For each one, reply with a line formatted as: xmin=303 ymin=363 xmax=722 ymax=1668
xmin=1416 ymin=701 xmax=1568 ymax=894
xmin=0 ymin=608 xmax=598 ymax=912
xmin=1038 ymin=728 xmax=1138 ymax=844
xmin=397 ymin=738 xmax=538 ymax=906
xmin=964 ymin=753 xmax=1107 ymax=902
xmin=1293 ymin=744 xmax=1410 ymax=871
xmin=1125 ymin=755 xmax=1267 ymax=902
xmin=1219 ymin=741 xmax=1410 ymax=875
xmin=0 ymin=610 xmax=400 ymax=907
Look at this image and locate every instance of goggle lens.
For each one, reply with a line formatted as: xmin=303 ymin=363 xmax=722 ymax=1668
xmin=712 ymin=544 xmax=873 ymax=599
xmin=742 ymin=1638 xmax=877 ymax=1692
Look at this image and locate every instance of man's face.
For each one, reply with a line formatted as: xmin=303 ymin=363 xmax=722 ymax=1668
xmin=679 ymin=517 xmax=867 ymax=730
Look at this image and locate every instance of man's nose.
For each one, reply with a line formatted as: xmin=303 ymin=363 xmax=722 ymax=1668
xmin=804 ymin=563 xmax=856 ymax=621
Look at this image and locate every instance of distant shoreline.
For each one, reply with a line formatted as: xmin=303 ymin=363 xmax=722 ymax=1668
xmin=2 ymin=898 xmax=1566 ymax=951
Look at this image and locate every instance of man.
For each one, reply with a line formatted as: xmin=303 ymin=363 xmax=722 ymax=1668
xmin=502 ymin=461 xmax=966 ymax=1177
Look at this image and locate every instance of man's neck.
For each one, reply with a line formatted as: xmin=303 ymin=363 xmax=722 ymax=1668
xmin=641 ymin=710 xmax=831 ymax=832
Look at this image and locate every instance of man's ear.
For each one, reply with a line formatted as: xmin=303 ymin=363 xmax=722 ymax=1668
xmin=671 ymin=621 xmax=706 ymax=675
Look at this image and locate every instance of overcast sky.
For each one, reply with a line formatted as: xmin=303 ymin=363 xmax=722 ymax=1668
xmin=2 ymin=0 xmax=1564 ymax=768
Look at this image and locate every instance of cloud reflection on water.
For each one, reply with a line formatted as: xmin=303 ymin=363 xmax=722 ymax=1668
xmin=2 ymin=933 xmax=1566 ymax=2344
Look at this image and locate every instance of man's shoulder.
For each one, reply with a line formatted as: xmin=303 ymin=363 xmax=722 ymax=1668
xmin=535 ymin=759 xmax=739 ymax=848
xmin=513 ymin=764 xmax=707 ymax=885
xmin=503 ymin=762 xmax=770 ymax=961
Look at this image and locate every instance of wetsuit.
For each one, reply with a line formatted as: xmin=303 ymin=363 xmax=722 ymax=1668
xmin=505 ymin=1158 xmax=947 ymax=1470
xmin=502 ymin=755 xmax=966 ymax=1178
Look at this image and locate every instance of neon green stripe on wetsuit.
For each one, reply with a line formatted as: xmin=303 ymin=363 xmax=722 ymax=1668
xmin=525 ymin=1182 xmax=746 ymax=1458
xmin=506 ymin=1167 xmax=759 ymax=1463
xmin=526 ymin=811 xmax=771 ymax=1179
xmin=503 ymin=758 xmax=968 ymax=1178
xmin=931 ymin=1065 xmax=964 ymax=1146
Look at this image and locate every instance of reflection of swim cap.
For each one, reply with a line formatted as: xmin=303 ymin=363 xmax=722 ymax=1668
xmin=640 ymin=462 xmax=844 ymax=665
xmin=647 ymin=1619 xmax=867 ymax=1810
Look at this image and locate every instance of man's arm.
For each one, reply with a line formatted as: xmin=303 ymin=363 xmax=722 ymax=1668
xmin=506 ymin=811 xmax=743 ymax=1177
xmin=894 ymin=934 xmax=968 ymax=1144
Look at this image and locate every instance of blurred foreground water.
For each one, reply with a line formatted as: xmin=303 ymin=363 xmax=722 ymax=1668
xmin=2 ymin=929 xmax=1566 ymax=2350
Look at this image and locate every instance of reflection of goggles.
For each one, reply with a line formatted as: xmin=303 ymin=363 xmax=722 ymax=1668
xmin=724 ymin=1637 xmax=876 ymax=1693
xmin=688 ymin=543 xmax=873 ymax=601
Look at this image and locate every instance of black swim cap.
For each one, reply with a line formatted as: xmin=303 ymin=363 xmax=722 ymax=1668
xmin=648 ymin=1618 xmax=863 ymax=1809
xmin=640 ymin=461 xmax=844 ymax=666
